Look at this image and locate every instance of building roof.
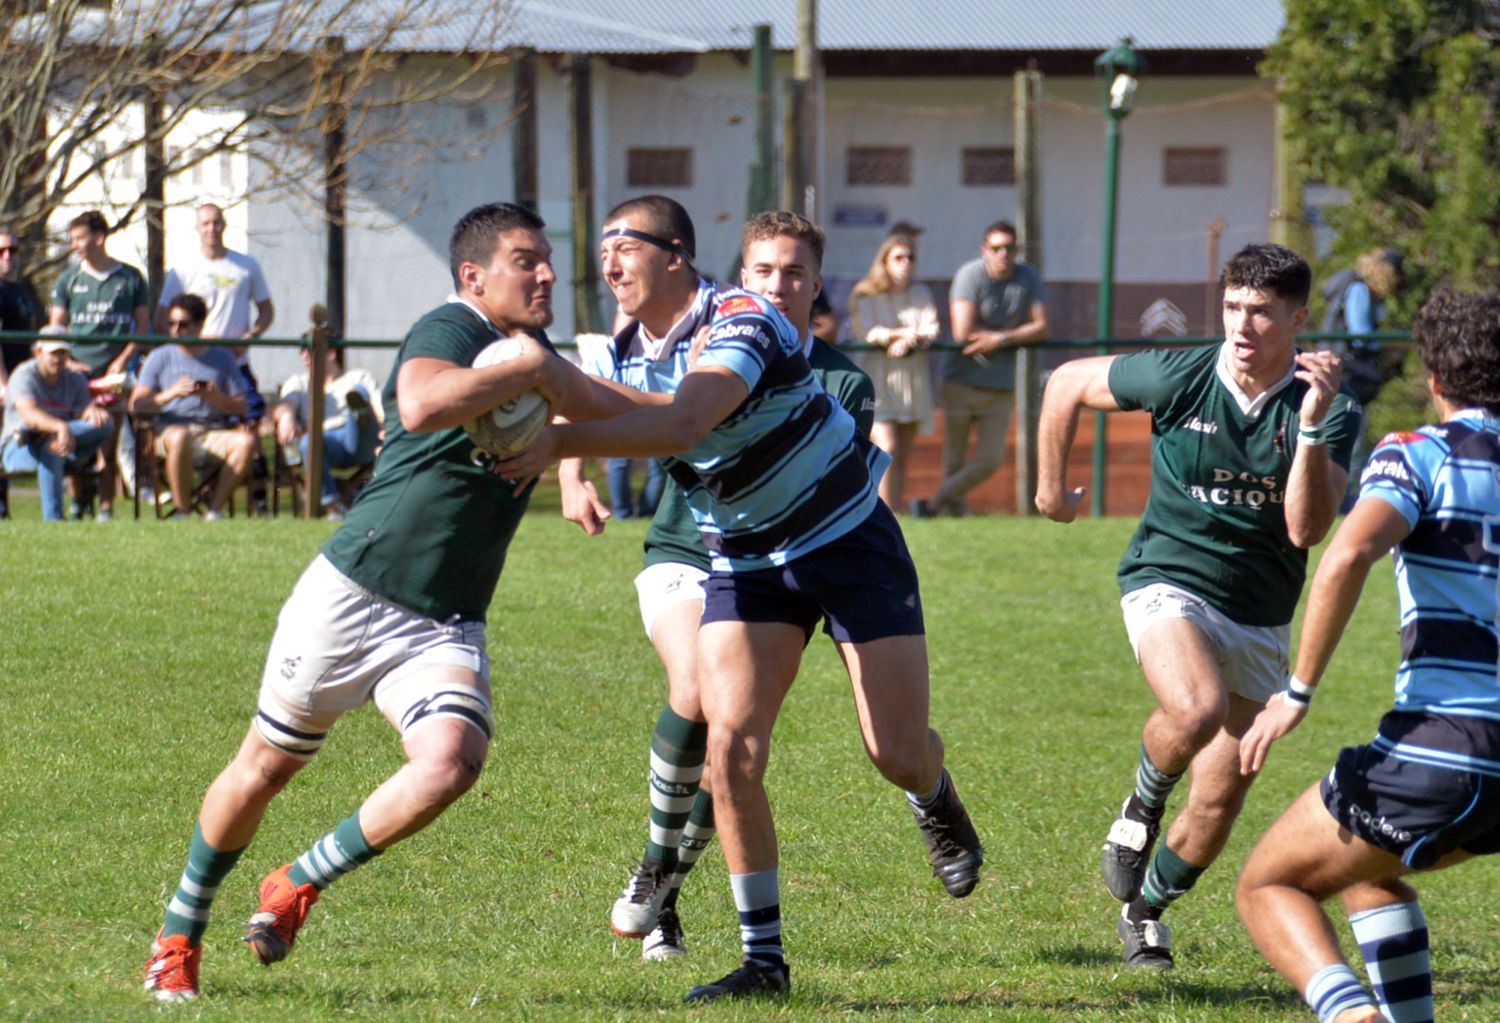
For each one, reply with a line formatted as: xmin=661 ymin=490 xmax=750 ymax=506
xmin=14 ymin=0 xmax=1286 ymax=56
xmin=492 ymin=0 xmax=1286 ymax=54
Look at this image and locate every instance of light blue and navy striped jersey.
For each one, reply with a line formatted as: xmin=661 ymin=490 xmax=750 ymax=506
xmin=1359 ymin=409 xmax=1500 ymax=726
xmin=591 ymin=278 xmax=888 ymax=572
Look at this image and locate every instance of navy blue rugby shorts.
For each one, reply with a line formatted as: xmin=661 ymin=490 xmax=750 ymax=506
xmin=700 ymin=501 xmax=924 ymax=644
xmin=1320 ymin=710 xmax=1500 ymax=869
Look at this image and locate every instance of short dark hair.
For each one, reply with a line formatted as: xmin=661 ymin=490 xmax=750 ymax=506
xmin=984 ymin=220 xmax=1017 ymax=240
xmin=604 ymin=195 xmax=696 ymax=262
xmin=449 ymin=203 xmax=546 ymax=289
xmin=1219 ymin=243 xmax=1311 ymax=306
xmin=1414 ymin=289 xmax=1500 ymax=414
xmin=167 ymin=293 xmax=208 ymax=325
xmin=68 ymin=211 xmax=109 ymax=237
xmin=741 ymin=210 xmax=825 ymax=271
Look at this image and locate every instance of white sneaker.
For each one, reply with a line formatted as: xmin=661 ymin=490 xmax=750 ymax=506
xmin=611 ymin=859 xmax=670 ymax=938
xmin=202 ymin=510 xmax=224 ymax=521
xmin=642 ymin=907 xmax=686 ymax=961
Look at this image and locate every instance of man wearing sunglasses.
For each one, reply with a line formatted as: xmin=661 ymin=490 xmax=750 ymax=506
xmin=128 ymin=294 xmax=255 ymax=519
xmin=912 ymin=220 xmax=1048 ymax=518
xmin=0 ymin=226 xmax=47 ymax=518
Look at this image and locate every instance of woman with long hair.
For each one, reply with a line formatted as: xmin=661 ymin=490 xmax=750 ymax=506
xmin=849 ymin=232 xmax=938 ymax=510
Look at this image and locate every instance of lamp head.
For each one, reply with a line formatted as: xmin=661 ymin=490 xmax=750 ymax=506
xmin=1095 ymin=37 xmax=1146 ymax=116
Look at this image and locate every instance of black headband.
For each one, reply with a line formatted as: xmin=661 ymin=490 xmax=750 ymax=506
xmin=601 ymin=226 xmax=690 ymax=259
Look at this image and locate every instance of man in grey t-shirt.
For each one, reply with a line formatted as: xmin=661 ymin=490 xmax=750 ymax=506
xmin=912 ymin=220 xmax=1048 ymax=517
xmin=0 ymin=334 xmax=115 ymax=520
xmin=128 ymin=294 xmax=255 ymax=520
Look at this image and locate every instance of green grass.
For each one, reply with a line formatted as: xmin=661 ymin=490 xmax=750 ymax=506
xmin=2 ymin=503 xmax=1498 ymax=1021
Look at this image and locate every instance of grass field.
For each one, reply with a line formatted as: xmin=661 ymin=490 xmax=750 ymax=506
xmin=2 ymin=496 xmax=1498 ymax=1021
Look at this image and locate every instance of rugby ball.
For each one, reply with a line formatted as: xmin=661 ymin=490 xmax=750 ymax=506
xmin=463 ymin=338 xmax=551 ymax=455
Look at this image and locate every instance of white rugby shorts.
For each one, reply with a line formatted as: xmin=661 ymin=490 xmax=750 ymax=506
xmin=254 ymin=555 xmax=493 ymax=758
xmin=1120 ymin=582 xmax=1288 ymax=703
xmin=634 ymin=561 xmax=709 ymax=640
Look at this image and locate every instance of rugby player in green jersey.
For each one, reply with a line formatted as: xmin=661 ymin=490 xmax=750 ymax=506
xmin=1035 ymin=243 xmax=1360 ymax=970
xmin=142 ymin=203 xmax=642 ymax=1002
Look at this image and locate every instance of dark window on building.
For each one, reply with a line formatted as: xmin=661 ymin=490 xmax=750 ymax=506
xmin=1163 ymin=147 xmax=1227 ymax=186
xmin=847 ymin=146 xmax=911 ymax=186
xmin=962 ymin=146 xmax=1015 ymax=186
xmin=627 ymin=147 xmax=693 ymax=188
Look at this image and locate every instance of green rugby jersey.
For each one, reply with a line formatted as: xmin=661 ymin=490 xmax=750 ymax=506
xmin=322 ymin=302 xmax=553 ymax=622
xmin=1109 ymin=343 xmax=1360 ymax=626
xmin=51 ymin=262 xmax=149 ymax=375
xmin=642 ymin=336 xmax=877 ymax=572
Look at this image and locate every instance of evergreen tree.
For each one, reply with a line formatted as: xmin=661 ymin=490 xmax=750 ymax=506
xmin=1264 ymin=0 xmax=1500 ymax=317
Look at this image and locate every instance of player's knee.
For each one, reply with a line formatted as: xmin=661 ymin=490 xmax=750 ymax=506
xmin=1233 ymin=869 xmax=1262 ymax=920
xmin=409 ymin=748 xmax=485 ymax=806
xmin=233 ymin=746 xmax=303 ymax=795
xmin=866 ymin=738 xmax=931 ymax=792
xmin=707 ymin=728 xmax=768 ymax=793
xmin=1167 ymin=695 xmax=1228 ymax=748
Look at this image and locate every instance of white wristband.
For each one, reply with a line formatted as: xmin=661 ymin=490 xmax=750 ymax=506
xmin=1284 ymin=675 xmax=1316 ymax=706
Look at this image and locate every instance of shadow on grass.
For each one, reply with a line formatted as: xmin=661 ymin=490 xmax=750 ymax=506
xmin=1033 ymin=943 xmax=1118 ymax=967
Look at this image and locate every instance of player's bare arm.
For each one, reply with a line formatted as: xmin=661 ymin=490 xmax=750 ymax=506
xmin=1283 ymin=350 xmax=1349 ymax=547
xmin=1239 ymin=497 xmax=1411 ymax=775
xmin=497 ymin=366 xmax=747 ymax=478
xmin=1035 ymin=355 xmax=1120 ymax=521
xmin=396 ymin=339 xmax=559 ymax=432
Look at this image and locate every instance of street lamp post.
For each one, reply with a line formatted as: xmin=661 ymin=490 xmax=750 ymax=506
xmin=1091 ymin=37 xmax=1145 ymax=518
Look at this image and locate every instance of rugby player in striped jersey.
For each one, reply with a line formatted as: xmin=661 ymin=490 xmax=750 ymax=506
xmin=502 ymin=205 xmax=982 ymax=1003
xmin=1237 ymin=290 xmax=1500 ymax=1023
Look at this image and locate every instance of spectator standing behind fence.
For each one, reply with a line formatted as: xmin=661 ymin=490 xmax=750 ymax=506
xmin=0 ymin=332 xmax=115 ymax=521
xmin=911 ymin=219 xmax=1048 ymax=518
xmin=1319 ymin=247 xmax=1406 ymax=511
xmin=0 ymin=225 xmax=48 ymax=519
xmin=159 ymin=203 xmax=275 ymax=425
xmin=48 ymin=210 xmax=150 ymax=521
xmin=273 ymin=340 xmax=384 ymax=518
xmin=129 ymin=294 xmax=255 ymax=520
xmin=850 ymin=231 xmax=938 ymax=511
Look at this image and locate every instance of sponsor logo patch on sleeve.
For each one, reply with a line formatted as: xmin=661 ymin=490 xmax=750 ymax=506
xmin=1374 ymin=431 xmax=1428 ymax=450
xmin=716 ymin=295 xmax=762 ymax=319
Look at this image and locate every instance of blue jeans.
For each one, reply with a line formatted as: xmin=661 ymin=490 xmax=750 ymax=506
xmin=607 ymin=457 xmax=665 ymax=519
xmin=300 ymin=388 xmax=379 ymax=505
xmin=2 ymin=419 xmax=115 ymax=521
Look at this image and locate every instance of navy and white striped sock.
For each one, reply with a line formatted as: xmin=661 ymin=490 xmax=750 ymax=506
xmin=287 ymin=812 xmax=381 ymax=891
xmin=1305 ymin=962 xmax=1377 ymax=1023
xmin=729 ymin=869 xmax=784 ymax=970
xmin=1350 ymin=901 xmax=1433 ymax=1023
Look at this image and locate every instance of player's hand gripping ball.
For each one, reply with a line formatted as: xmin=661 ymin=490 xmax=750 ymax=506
xmin=464 ymin=338 xmax=552 ymax=455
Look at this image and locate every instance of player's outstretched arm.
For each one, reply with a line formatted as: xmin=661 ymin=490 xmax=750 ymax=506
xmin=1239 ymin=497 xmax=1411 ymax=775
xmin=1035 ymin=355 xmax=1119 ymax=522
xmin=496 ymin=366 xmax=748 ymax=478
xmin=553 ymin=365 xmax=671 ymax=423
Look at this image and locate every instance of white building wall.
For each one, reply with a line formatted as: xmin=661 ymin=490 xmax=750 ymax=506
xmin=821 ymin=75 xmax=1275 ymax=288
xmin=49 ymin=57 xmax=1279 ymax=390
